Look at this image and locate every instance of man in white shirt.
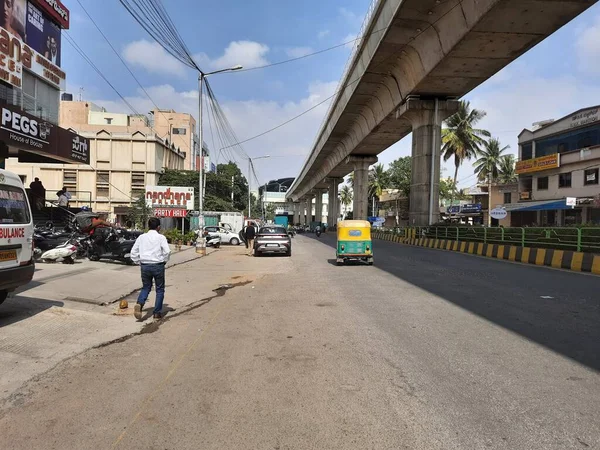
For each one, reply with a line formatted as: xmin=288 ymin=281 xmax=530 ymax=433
xmin=131 ymin=218 xmax=171 ymax=320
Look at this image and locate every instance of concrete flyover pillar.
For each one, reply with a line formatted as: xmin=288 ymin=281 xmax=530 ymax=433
xmin=293 ymin=203 xmax=301 ymax=226
xmin=346 ymin=155 xmax=378 ymax=221
xmin=396 ymin=99 xmax=459 ymax=226
xmin=304 ymin=196 xmax=313 ymax=225
xmin=327 ymin=178 xmax=341 ymax=227
xmin=314 ymin=190 xmax=324 ymax=226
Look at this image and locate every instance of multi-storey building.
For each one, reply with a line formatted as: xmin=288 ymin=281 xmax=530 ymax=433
xmin=510 ymin=106 xmax=600 ymax=226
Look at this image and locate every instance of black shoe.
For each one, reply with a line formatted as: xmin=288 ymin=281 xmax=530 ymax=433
xmin=153 ymin=313 xmax=163 ymax=320
xmin=134 ymin=303 xmax=143 ymax=320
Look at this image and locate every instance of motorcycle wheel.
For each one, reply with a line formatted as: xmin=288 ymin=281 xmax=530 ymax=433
xmin=63 ymin=256 xmax=75 ymax=265
xmin=125 ymin=258 xmax=135 ymax=266
xmin=89 ymin=253 xmax=100 ymax=262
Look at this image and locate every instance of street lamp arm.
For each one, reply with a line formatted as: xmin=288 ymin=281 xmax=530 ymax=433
xmin=203 ymin=65 xmax=244 ymax=77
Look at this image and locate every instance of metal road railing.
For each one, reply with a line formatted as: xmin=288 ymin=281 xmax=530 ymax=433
xmin=376 ymin=226 xmax=600 ymax=254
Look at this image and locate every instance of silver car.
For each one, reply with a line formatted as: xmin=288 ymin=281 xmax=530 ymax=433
xmin=203 ymin=226 xmax=241 ymax=245
xmin=254 ymin=226 xmax=292 ymax=256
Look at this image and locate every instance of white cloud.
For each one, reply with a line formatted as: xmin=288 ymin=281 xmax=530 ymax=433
xmin=339 ymin=7 xmax=360 ymax=24
xmin=91 ymin=81 xmax=338 ymax=181
xmin=576 ymin=14 xmax=600 ymax=74
xmin=318 ymin=30 xmax=330 ymax=39
xmin=199 ymin=41 xmax=270 ymax=71
xmin=286 ymin=47 xmax=314 ymax=58
xmin=122 ymin=40 xmax=187 ymax=77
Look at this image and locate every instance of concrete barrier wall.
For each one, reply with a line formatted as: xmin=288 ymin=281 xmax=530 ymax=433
xmin=373 ymin=233 xmax=600 ymax=275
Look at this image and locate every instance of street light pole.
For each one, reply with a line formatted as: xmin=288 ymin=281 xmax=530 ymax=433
xmin=196 ymin=65 xmax=243 ymax=229
xmin=247 ymin=155 xmax=270 ymax=219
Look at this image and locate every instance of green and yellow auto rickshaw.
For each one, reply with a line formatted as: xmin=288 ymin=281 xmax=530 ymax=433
xmin=336 ymin=220 xmax=373 ymax=265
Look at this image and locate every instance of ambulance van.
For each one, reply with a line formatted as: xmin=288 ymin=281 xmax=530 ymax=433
xmin=0 ymin=169 xmax=35 ymax=305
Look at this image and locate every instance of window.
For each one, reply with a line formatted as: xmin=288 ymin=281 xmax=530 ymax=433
xmin=63 ymin=170 xmax=77 ymax=192
xmin=584 ymin=168 xmax=599 ymax=186
xmin=0 ymin=185 xmax=31 ymax=224
xmin=105 ymin=118 xmax=113 ymax=125
xmin=96 ymin=171 xmax=110 ymax=198
xmin=537 ymin=177 xmax=549 ymax=190
xmin=559 ymin=172 xmax=572 ymax=188
xmin=536 ymin=123 xmax=600 ymax=156
xmin=21 ymin=72 xmax=60 ymax=124
xmin=131 ymin=172 xmax=145 ymax=197
xmin=503 ymin=192 xmax=512 ymax=204
xmin=521 ymin=143 xmax=533 ymax=161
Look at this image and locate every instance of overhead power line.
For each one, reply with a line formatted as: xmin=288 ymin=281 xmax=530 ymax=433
xmin=220 ymin=1 xmax=465 ymax=151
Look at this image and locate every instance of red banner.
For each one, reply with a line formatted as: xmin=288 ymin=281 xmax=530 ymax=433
xmin=30 ymin=0 xmax=70 ymax=29
xmin=153 ymin=208 xmax=187 ymax=218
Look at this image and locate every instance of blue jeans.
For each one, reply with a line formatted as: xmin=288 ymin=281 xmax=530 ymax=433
xmin=137 ymin=263 xmax=165 ymax=315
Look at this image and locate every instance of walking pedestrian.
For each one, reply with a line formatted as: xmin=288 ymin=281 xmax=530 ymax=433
xmin=131 ymin=218 xmax=171 ymax=320
xmin=245 ymin=222 xmax=256 ymax=256
xmin=29 ymin=177 xmax=46 ymax=210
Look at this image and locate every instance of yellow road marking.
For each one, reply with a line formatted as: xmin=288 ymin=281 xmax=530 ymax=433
xmin=535 ymin=249 xmax=546 ymax=266
xmin=571 ymin=252 xmax=583 ymax=272
xmin=508 ymin=246 xmax=517 ymax=262
xmin=592 ymin=256 xmax=600 ymax=275
xmin=551 ymin=250 xmax=564 ymax=269
xmin=521 ymin=247 xmax=531 ymax=263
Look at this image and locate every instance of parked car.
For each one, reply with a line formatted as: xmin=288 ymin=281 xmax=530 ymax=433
xmin=254 ymin=226 xmax=292 ymax=257
xmin=203 ymin=226 xmax=241 ymax=245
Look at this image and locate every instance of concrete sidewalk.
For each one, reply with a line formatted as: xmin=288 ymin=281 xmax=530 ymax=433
xmin=15 ymin=245 xmax=206 ymax=306
xmin=0 ymin=244 xmax=269 ymax=404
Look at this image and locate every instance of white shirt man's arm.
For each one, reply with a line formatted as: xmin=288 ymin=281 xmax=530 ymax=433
xmin=161 ymin=236 xmax=171 ymax=262
xmin=130 ymin=236 xmax=142 ymax=264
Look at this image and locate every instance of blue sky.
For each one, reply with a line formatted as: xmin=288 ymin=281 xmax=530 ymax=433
xmin=62 ymin=0 xmax=600 ymax=189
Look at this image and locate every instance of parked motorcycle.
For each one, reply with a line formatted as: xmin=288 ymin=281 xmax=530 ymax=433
xmin=199 ymin=229 xmax=221 ymax=248
xmin=87 ymin=228 xmax=136 ymax=265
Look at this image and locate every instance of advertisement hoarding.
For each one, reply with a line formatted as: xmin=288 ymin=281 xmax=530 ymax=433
xmin=29 ymin=0 xmax=69 ymax=29
xmin=145 ymin=186 xmax=195 ymax=211
xmin=26 ymin=1 xmax=61 ymax=66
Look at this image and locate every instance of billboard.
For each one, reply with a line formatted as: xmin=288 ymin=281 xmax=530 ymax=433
xmin=26 ymin=1 xmax=61 ymax=66
xmin=145 ymin=186 xmax=195 ymax=210
xmin=0 ymin=0 xmax=27 ymax=42
xmin=30 ymin=0 xmax=68 ymax=29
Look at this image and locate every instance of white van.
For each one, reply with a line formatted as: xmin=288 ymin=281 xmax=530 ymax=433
xmin=0 ymin=169 xmax=35 ymax=305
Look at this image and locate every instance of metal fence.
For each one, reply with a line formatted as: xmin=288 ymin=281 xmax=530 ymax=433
xmin=377 ymin=226 xmax=600 ymax=254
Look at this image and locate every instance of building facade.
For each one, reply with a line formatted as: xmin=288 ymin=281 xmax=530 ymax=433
xmin=0 ymin=0 xmax=90 ymax=170
xmin=6 ymin=100 xmax=186 ymax=222
xmin=511 ymin=106 xmax=600 ymax=226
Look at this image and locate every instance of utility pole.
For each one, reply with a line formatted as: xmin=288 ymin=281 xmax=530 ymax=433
xmin=231 ymin=175 xmax=235 ymax=207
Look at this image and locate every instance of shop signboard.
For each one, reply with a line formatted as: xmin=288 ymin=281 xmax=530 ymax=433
xmin=566 ymin=197 xmax=577 ymax=207
xmin=0 ymin=103 xmax=89 ymax=164
xmin=153 ymin=208 xmax=187 ymax=218
xmin=145 ymin=186 xmax=195 ymax=210
xmin=460 ymin=204 xmax=482 ymax=214
xmin=0 ymin=23 xmax=65 ymax=90
xmin=516 ymin=154 xmax=560 ymax=174
xmin=490 ymin=208 xmax=508 ymax=220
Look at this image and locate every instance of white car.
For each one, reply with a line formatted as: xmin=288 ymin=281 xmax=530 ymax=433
xmin=203 ymin=226 xmax=241 ymax=245
xmin=0 ymin=169 xmax=35 ymax=305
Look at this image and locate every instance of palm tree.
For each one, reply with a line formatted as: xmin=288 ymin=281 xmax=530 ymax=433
xmin=368 ymin=163 xmax=389 ymax=216
xmin=473 ymin=138 xmax=510 ymax=183
xmin=442 ymin=101 xmax=490 ymax=204
xmin=498 ymin=154 xmax=517 ymax=184
xmin=473 ymin=137 xmax=510 ymax=226
xmin=339 ymin=185 xmax=353 ymax=219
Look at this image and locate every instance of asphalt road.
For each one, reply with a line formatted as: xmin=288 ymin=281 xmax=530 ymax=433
xmin=0 ymin=235 xmax=598 ymax=449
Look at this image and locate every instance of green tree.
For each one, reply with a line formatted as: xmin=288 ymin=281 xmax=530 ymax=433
xmin=387 ymin=156 xmax=411 ymax=197
xmin=498 ymin=154 xmax=517 ymax=184
xmin=442 ymin=101 xmax=490 ymax=202
xmin=339 ymin=185 xmax=353 ymax=219
xmin=264 ymin=203 xmax=277 ymax=221
xmin=126 ymin=195 xmax=152 ymax=229
xmin=473 ymin=138 xmax=510 ymax=183
xmin=369 ymin=163 xmax=389 ymax=198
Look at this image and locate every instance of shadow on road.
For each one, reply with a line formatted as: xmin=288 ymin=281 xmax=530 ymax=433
xmin=305 ymin=233 xmax=600 ymax=372
xmin=0 ymin=296 xmax=65 ymax=328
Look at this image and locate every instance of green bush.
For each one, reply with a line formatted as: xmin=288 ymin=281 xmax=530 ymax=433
xmin=162 ymin=229 xmax=183 ymax=244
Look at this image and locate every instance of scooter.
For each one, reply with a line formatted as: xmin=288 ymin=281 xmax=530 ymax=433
xmin=38 ymin=237 xmax=79 ymax=264
xmin=87 ymin=228 xmax=136 ymax=265
xmin=199 ymin=230 xmax=221 ymax=248
xmin=315 ymin=228 xmax=322 ymax=237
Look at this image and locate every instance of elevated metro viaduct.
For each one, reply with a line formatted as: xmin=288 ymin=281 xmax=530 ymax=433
xmin=285 ymin=0 xmax=597 ymax=226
